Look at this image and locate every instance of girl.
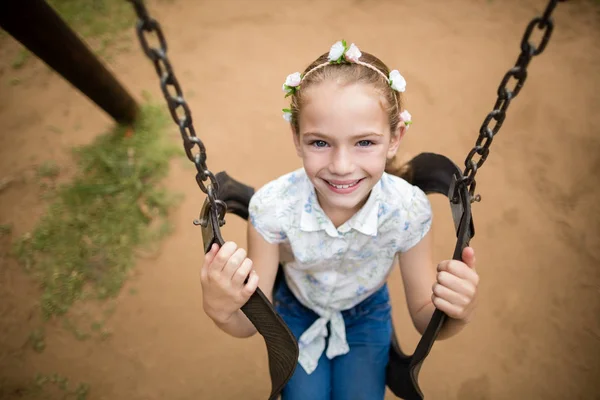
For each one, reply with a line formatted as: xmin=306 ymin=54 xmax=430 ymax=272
xmin=200 ymin=40 xmax=479 ymax=400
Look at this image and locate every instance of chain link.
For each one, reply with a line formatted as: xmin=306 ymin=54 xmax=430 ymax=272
xmin=459 ymin=0 xmax=564 ymax=201
xmin=127 ymin=0 xmax=223 ymax=220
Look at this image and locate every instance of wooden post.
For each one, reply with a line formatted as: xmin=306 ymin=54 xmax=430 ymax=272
xmin=0 ymin=0 xmax=139 ymax=125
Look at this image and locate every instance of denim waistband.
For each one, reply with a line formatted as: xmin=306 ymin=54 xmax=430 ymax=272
xmin=274 ymin=276 xmax=390 ymax=319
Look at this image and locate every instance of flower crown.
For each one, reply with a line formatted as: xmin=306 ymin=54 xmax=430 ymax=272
xmin=282 ymin=40 xmax=412 ymax=129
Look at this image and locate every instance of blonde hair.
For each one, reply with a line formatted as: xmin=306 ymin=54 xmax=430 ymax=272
xmin=287 ymin=51 xmax=411 ymax=180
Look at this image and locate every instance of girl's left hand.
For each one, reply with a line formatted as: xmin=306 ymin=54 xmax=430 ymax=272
xmin=432 ymin=247 xmax=479 ymax=323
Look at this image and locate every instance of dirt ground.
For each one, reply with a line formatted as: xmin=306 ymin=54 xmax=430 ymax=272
xmin=1 ymin=0 xmax=600 ymax=399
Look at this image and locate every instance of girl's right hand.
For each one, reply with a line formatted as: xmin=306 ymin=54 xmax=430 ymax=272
xmin=200 ymin=241 xmax=259 ymax=325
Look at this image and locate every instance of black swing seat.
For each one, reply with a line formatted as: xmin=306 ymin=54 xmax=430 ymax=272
xmin=200 ymin=152 xmax=474 ymax=400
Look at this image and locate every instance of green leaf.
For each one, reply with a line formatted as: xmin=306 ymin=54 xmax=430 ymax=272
xmin=282 ymin=108 xmax=291 ymax=113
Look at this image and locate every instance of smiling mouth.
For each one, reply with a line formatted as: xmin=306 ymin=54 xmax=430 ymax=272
xmin=324 ymin=179 xmax=363 ymax=189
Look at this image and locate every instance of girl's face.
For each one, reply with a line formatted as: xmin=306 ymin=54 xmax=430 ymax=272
xmin=293 ymin=81 xmax=401 ymax=225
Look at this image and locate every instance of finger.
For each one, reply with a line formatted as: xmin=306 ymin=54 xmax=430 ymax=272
xmin=201 ymin=243 xmax=219 ymax=281
xmin=241 ymin=270 xmax=259 ymax=298
xmin=436 ymin=260 xmax=451 ymax=273
xmin=204 ymin=243 xmax=220 ymax=266
xmin=462 ymin=247 xmax=476 ymax=270
xmin=232 ymin=258 xmax=253 ymax=288
xmin=223 ymin=247 xmax=247 ymax=279
xmin=431 ymin=294 xmax=463 ymax=319
xmin=437 ymin=271 xmax=476 ymax=299
xmin=432 ymin=283 xmax=470 ymax=307
xmin=209 ymin=241 xmax=238 ymax=273
xmin=438 ymin=260 xmax=479 ymax=284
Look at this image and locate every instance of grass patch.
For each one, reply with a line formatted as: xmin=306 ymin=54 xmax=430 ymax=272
xmin=47 ymin=0 xmax=137 ymax=59
xmin=33 ymin=373 xmax=90 ymax=400
xmin=62 ymin=318 xmax=92 ymax=341
xmin=28 ymin=328 xmax=46 ymax=353
xmin=0 ymin=224 xmax=13 ymax=236
xmin=48 ymin=0 xmax=135 ymax=41
xmin=36 ymin=161 xmax=61 ymax=179
xmin=13 ymin=102 xmax=181 ymax=319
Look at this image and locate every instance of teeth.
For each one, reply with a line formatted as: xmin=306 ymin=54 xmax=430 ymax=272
xmin=328 ymin=180 xmax=359 ymax=189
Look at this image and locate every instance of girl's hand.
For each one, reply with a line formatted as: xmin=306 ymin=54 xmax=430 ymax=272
xmin=432 ymin=247 xmax=479 ymax=323
xmin=200 ymin=241 xmax=259 ymax=325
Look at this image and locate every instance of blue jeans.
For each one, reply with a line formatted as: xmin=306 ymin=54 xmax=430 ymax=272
xmin=273 ymin=278 xmax=392 ymax=400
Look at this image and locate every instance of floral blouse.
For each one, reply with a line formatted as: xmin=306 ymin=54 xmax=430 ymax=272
xmin=249 ymin=168 xmax=432 ymax=374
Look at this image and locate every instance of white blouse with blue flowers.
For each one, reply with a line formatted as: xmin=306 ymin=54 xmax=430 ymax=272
xmin=248 ymin=168 xmax=432 ymax=375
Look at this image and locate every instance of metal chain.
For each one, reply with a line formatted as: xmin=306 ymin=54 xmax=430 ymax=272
xmin=128 ymin=0 xmax=564 ymax=209
xmin=459 ymin=0 xmax=565 ymax=202
xmin=127 ymin=0 xmax=224 ymax=222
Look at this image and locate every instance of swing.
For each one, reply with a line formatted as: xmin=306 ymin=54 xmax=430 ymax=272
xmin=127 ymin=1 xmax=565 ymax=398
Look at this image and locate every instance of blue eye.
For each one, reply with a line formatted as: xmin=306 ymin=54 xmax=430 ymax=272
xmin=357 ymin=140 xmax=373 ymax=147
xmin=311 ymin=140 xmax=328 ymax=148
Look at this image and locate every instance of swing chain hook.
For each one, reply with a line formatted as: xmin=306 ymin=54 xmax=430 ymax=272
xmin=458 ymin=0 xmax=565 ymax=201
xmin=127 ymin=0 xmax=225 ymax=225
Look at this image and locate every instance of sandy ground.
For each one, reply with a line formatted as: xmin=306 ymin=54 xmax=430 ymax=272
xmin=1 ymin=0 xmax=599 ymax=399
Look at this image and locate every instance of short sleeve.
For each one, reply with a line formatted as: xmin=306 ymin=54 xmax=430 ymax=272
xmin=397 ymin=185 xmax=433 ymax=253
xmin=248 ymin=182 xmax=288 ymax=244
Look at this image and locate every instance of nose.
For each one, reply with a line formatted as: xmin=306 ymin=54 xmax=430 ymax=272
xmin=328 ymin=147 xmax=355 ymax=176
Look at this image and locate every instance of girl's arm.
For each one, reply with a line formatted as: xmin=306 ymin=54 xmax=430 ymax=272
xmin=398 ymin=228 xmax=479 ymax=340
xmin=246 ymin=222 xmax=281 ymax=304
xmin=200 ymin=223 xmax=280 ymax=338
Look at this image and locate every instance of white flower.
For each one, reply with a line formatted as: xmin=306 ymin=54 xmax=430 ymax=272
xmin=389 ymin=70 xmax=407 ymax=92
xmin=285 ymin=72 xmax=302 ymax=87
xmin=344 ymin=43 xmax=362 ymax=62
xmin=328 ymin=41 xmax=345 ymax=62
xmin=283 ymin=111 xmax=293 ymax=122
xmin=400 ymin=110 xmax=412 ymax=127
xmin=282 ymin=72 xmax=302 ymax=94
